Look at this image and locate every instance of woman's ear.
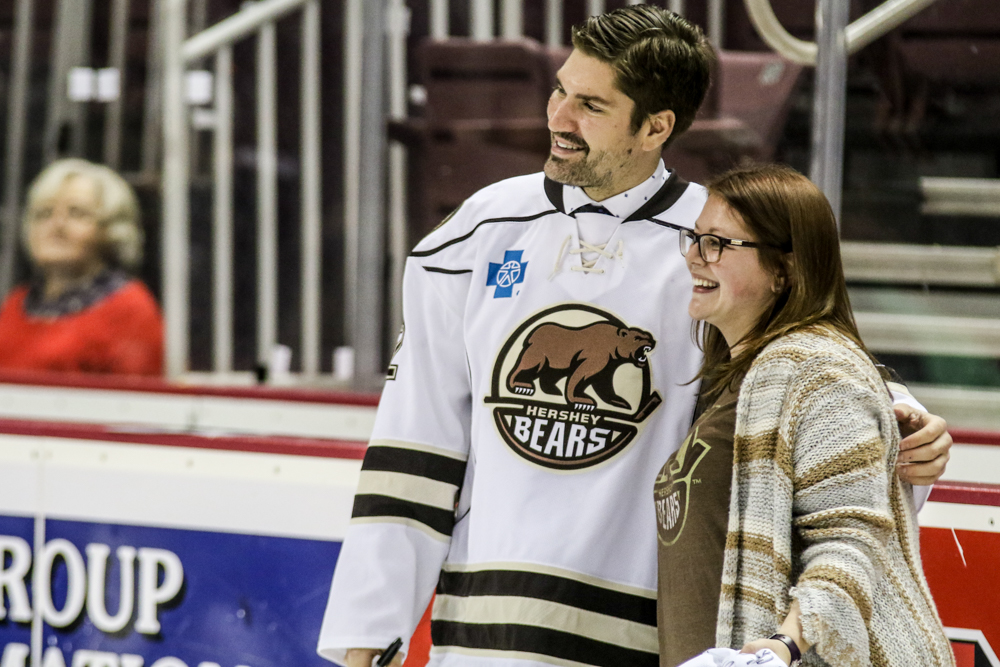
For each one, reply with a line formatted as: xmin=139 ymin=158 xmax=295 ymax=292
xmin=772 ymin=253 xmax=794 ymax=294
xmin=770 ymin=275 xmax=785 ymax=295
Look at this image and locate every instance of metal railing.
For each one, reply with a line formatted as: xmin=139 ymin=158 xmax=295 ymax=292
xmin=920 ymin=178 xmax=1000 ymax=218
xmin=857 ymin=312 xmax=1000 ymax=358
xmin=428 ymin=0 xmax=722 ymax=45
xmin=0 ymin=0 xmax=35 ymax=298
xmin=154 ymin=0 xmax=990 ymax=383
xmin=743 ymin=0 xmax=942 ymax=222
xmin=160 ymin=0 xmax=322 ymax=379
xmin=841 ymin=243 xmax=1000 ymax=287
xmin=159 ymin=0 xmax=731 ymax=381
xmin=1 ymin=0 xmax=163 ymax=299
xmin=743 ymin=0 xmax=941 ymax=66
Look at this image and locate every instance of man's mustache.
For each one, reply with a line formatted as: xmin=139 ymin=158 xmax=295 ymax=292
xmin=551 ymin=132 xmax=589 ymax=152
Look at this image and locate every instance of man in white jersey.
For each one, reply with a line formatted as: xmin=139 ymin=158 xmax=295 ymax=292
xmin=319 ymin=6 xmax=951 ymax=667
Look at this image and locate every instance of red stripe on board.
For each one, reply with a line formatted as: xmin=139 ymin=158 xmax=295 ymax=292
xmin=0 ymin=418 xmax=367 ymax=460
xmin=928 ymin=481 xmax=1000 ymax=507
xmin=0 ymin=369 xmax=381 ymax=407
xmin=950 ymin=428 xmax=1000 ymax=447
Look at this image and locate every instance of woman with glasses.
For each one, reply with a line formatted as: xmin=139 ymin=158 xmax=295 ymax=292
xmin=654 ymin=163 xmax=952 ymax=667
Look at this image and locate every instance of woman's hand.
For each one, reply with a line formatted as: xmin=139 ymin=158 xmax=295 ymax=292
xmin=740 ymin=599 xmax=808 ymax=666
xmin=894 ymin=405 xmax=952 ymax=485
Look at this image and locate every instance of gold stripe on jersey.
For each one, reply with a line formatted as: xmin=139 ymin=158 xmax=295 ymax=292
xmin=354 ymin=470 xmax=458 ymax=512
xmin=433 ymin=594 xmax=658 ymax=654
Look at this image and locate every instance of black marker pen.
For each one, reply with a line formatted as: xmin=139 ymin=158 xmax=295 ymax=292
xmin=375 ymin=637 xmax=403 ymax=667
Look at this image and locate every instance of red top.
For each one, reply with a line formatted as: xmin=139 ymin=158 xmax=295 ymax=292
xmin=0 ymin=281 xmax=164 ymax=376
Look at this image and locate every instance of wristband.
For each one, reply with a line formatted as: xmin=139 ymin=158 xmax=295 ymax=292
xmin=768 ymin=633 xmax=801 ymax=667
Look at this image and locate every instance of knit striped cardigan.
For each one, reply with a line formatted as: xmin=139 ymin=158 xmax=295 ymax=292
xmin=716 ymin=327 xmax=953 ymax=667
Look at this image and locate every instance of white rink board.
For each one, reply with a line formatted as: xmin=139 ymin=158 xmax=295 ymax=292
xmin=0 ymin=433 xmax=362 ymax=541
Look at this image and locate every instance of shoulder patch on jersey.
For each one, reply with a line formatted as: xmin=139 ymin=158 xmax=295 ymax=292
xmin=485 ymin=304 xmax=662 ymax=471
xmin=486 ymin=250 xmax=528 ymax=298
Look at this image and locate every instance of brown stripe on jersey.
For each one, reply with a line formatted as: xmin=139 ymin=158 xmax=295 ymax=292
xmin=362 ymin=445 xmax=467 ymax=487
xmin=437 ymin=568 xmax=656 ymax=626
xmin=351 ymin=494 xmax=456 ymax=537
xmin=798 ymin=564 xmax=873 ymax=622
xmin=431 ymin=620 xmax=659 ymax=667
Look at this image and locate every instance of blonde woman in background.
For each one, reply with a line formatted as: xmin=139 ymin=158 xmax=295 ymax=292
xmin=0 ymin=158 xmax=163 ymax=375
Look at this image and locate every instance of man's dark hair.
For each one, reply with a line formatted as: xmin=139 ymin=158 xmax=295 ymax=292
xmin=571 ymin=4 xmax=714 ymax=146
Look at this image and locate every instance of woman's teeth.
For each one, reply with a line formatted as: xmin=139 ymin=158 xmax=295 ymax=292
xmin=693 ymin=277 xmax=719 ymax=288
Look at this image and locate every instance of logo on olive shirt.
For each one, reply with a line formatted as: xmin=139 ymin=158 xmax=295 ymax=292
xmin=654 ymin=430 xmax=710 ymax=545
xmin=485 ymin=304 xmax=662 ymax=470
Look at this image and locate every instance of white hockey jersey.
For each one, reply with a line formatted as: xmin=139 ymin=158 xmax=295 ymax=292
xmin=318 ymin=167 xmax=710 ymax=667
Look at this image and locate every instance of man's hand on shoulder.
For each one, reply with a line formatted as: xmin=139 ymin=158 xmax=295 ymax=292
xmin=894 ymin=405 xmax=952 ymax=485
xmin=344 ymin=648 xmax=404 ymax=667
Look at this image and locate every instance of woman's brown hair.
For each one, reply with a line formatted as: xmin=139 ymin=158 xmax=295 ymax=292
xmin=694 ymin=163 xmax=886 ymax=397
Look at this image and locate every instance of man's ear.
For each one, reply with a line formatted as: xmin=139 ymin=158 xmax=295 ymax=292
xmin=642 ymin=109 xmax=676 ymax=152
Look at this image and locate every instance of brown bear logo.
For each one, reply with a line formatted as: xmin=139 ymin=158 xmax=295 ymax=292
xmin=506 ymin=321 xmax=655 ymax=411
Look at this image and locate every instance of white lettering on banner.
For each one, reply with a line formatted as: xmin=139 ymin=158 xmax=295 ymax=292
xmin=0 ymin=644 xmax=30 ymax=667
xmin=1 ymin=647 xmax=250 ymax=667
xmin=43 ymin=647 xmax=67 ymax=667
xmin=39 ymin=539 xmax=87 ymax=627
xmin=72 ymin=650 xmax=120 ymax=667
xmin=136 ymin=548 xmax=184 ymax=634
xmin=86 ymin=544 xmax=137 ymax=633
xmin=0 ymin=536 xmax=32 ymax=622
xmin=0 ymin=537 xmax=183 ymax=636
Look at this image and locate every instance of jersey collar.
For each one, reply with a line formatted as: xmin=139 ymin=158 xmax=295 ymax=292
xmin=543 ymin=160 xmax=689 ymax=223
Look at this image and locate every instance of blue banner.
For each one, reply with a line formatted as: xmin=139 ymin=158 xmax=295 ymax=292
xmin=1 ymin=517 xmax=342 ymax=667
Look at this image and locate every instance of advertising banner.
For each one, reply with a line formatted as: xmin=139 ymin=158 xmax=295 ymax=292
xmin=0 ymin=433 xmax=362 ymax=667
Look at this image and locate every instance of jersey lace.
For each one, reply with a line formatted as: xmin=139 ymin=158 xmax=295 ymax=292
xmin=550 ymin=236 xmax=625 ymax=278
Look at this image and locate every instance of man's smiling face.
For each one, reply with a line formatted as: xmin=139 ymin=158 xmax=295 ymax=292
xmin=544 ymin=49 xmax=652 ymax=202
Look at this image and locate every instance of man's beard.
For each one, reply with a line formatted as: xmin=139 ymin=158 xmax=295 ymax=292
xmin=544 ymin=151 xmax=614 ymax=193
xmin=543 ymin=132 xmax=614 ymax=192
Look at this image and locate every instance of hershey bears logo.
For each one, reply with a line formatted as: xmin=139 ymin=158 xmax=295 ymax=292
xmin=654 ymin=429 xmax=710 ymax=545
xmin=486 ymin=304 xmax=662 ymax=470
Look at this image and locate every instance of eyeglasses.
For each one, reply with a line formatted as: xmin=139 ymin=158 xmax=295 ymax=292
xmin=679 ymin=228 xmax=763 ymax=263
